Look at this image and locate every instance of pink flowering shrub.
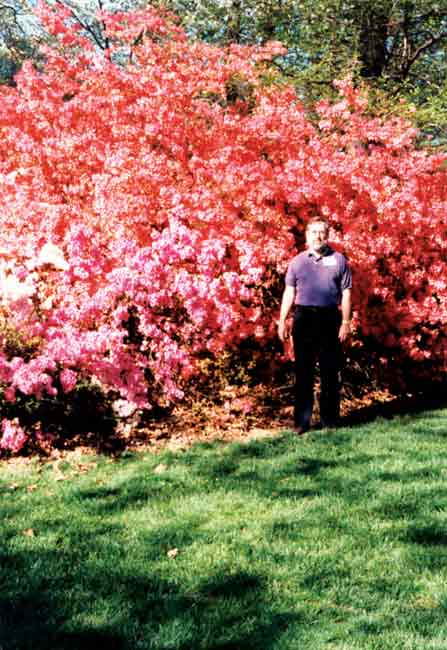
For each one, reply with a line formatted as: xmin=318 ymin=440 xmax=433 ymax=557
xmin=0 ymin=3 xmax=445 ymax=452
xmin=0 ymin=418 xmax=28 ymax=453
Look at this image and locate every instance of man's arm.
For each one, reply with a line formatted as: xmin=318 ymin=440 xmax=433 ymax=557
xmin=339 ymin=288 xmax=352 ymax=342
xmin=278 ymin=285 xmax=295 ymax=342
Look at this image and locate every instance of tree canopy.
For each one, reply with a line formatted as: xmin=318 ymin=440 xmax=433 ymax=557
xmin=154 ymin=0 xmax=447 ymax=142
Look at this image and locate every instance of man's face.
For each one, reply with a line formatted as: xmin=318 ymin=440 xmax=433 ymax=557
xmin=306 ymin=222 xmax=329 ymax=253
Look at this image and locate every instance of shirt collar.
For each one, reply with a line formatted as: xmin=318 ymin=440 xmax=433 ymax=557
xmin=307 ymin=245 xmax=332 ymax=260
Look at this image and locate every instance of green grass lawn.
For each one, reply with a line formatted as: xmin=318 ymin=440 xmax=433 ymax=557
xmin=1 ymin=409 xmax=447 ymax=650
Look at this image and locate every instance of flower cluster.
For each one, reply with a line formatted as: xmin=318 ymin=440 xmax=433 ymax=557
xmin=0 ymin=3 xmax=445 ymax=452
xmin=0 ymin=418 xmax=27 ymax=453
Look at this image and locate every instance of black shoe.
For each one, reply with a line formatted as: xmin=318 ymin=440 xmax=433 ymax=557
xmin=292 ymin=424 xmax=309 ymax=436
xmin=320 ymin=419 xmax=339 ymax=429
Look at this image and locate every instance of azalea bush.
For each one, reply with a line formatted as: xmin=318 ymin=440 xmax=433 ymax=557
xmin=0 ymin=2 xmax=445 ymax=453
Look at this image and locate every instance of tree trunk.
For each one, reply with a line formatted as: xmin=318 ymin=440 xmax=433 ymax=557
xmin=358 ymin=8 xmax=390 ymax=78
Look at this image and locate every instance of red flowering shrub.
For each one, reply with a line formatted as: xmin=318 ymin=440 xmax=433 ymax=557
xmin=0 ymin=3 xmax=445 ymax=452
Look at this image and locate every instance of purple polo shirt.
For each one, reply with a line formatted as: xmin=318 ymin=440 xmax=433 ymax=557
xmin=285 ymin=247 xmax=352 ymax=307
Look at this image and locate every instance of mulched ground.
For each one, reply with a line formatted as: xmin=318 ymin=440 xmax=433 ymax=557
xmin=113 ymin=385 xmax=408 ymax=452
xmin=1 ymin=380 xmax=445 ymax=464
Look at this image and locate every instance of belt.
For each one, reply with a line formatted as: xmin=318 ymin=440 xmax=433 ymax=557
xmin=296 ymin=305 xmax=338 ymax=312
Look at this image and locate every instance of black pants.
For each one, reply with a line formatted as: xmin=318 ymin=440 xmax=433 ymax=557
xmin=292 ymin=306 xmax=342 ymax=429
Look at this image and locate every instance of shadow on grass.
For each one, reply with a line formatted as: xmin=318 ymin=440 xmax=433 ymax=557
xmin=0 ymin=592 xmax=126 ymax=650
xmin=55 ymin=435 xmax=327 ymax=518
xmin=341 ymin=383 xmax=447 ymax=428
xmin=4 ymin=406 xmax=447 ymax=649
xmin=404 ymin=525 xmax=447 ymax=547
xmin=67 ymin=421 xmax=447 ymax=521
xmin=377 ymin=466 xmax=443 ymax=482
xmin=0 ymin=541 xmax=299 ymax=650
xmin=0 ymin=462 xmax=300 ymax=649
xmin=171 ymin=437 xmax=398 ymax=504
xmin=73 ymin=470 xmax=200 ymax=515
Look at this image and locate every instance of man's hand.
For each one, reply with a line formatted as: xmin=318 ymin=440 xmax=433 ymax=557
xmin=339 ymin=321 xmax=351 ymax=342
xmin=278 ymin=285 xmax=295 ymax=343
xmin=278 ymin=320 xmax=291 ymax=343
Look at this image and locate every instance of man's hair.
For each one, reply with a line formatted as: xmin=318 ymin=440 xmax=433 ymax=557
xmin=306 ymin=217 xmax=330 ymax=233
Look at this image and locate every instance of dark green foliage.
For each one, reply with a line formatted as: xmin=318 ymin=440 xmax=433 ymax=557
xmin=0 ymin=381 xmax=117 ymax=452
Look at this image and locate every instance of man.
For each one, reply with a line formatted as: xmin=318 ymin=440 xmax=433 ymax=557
xmin=278 ymin=218 xmax=352 ymax=434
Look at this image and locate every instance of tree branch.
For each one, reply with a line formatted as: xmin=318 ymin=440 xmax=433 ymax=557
xmin=0 ymin=3 xmax=26 ymax=34
xmin=55 ymin=0 xmax=107 ymax=50
xmin=408 ymin=31 xmax=447 ymax=67
xmin=0 ymin=3 xmax=18 ymax=18
xmin=97 ymin=0 xmax=110 ymax=53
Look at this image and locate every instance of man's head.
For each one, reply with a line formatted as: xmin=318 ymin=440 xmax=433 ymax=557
xmin=305 ymin=218 xmax=329 ymax=254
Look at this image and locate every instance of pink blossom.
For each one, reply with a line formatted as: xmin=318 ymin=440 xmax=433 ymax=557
xmin=0 ymin=418 xmax=28 ymax=453
xmin=60 ymin=368 xmax=78 ymax=393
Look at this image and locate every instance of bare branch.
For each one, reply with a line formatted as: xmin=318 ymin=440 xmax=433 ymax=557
xmin=0 ymin=4 xmax=19 ymax=18
xmin=0 ymin=3 xmax=26 ymax=35
xmin=55 ymin=0 xmax=107 ymax=50
xmin=97 ymin=0 xmax=110 ymax=52
xmin=403 ymin=30 xmax=447 ymax=77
